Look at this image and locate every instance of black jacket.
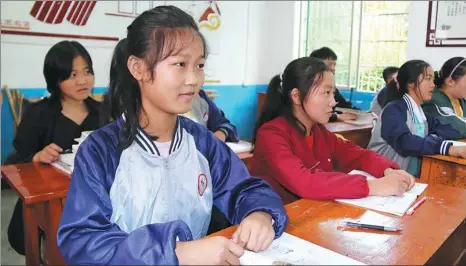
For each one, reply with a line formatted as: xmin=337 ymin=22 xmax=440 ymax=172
xmin=5 ymin=97 xmax=101 ymax=164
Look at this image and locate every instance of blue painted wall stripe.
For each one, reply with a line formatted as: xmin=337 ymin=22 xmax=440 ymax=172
xmin=1 ymin=85 xmax=375 ymax=164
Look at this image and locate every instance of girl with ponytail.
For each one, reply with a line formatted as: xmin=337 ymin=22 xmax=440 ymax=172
xmin=422 ymin=57 xmax=466 ymax=138
xmin=368 ymin=60 xmax=464 ymax=177
xmin=251 ymin=57 xmax=415 ymax=205
xmin=57 ymin=6 xmax=287 ymax=265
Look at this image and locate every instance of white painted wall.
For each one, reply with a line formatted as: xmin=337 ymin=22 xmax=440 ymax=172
xmin=407 ymin=1 xmax=466 ymax=70
xmin=0 ymin=1 xmax=297 ymax=90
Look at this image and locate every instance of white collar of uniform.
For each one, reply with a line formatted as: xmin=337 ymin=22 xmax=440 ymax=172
xmin=120 ymin=113 xmax=183 ymax=156
xmin=403 ymin=94 xmax=427 ymax=122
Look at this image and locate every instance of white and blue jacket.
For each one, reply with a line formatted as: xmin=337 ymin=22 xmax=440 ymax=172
xmin=368 ymin=94 xmax=460 ymax=175
xmin=57 ymin=116 xmax=287 ymax=265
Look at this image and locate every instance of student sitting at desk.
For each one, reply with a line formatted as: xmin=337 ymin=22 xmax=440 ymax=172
xmin=5 ymin=40 xmax=101 ymax=256
xmin=57 ymin=6 xmax=287 ymax=265
xmin=181 ymin=89 xmax=239 ymax=142
xmin=422 ymin=57 xmax=466 ymax=138
xmin=309 ymin=47 xmax=358 ymax=122
xmin=368 ymin=60 xmax=465 ymax=177
xmin=250 ymin=56 xmax=415 ymax=205
xmin=370 ymin=66 xmax=399 ymax=117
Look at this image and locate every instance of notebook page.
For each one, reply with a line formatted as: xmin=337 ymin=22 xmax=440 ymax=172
xmin=240 ymin=232 xmax=365 ymax=265
xmin=226 ymin=140 xmax=253 ymax=153
xmin=335 ymin=170 xmax=428 ymax=216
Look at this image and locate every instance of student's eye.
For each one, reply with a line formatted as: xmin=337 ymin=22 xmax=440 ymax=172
xmin=70 ymin=73 xmax=77 ymax=78
xmin=175 ymin=62 xmax=186 ymax=67
xmin=198 ymin=63 xmax=205 ymax=69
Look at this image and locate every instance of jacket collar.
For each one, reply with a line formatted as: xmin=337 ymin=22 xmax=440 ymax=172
xmin=120 ymin=114 xmax=183 ymax=156
xmin=403 ymin=94 xmax=426 ymax=122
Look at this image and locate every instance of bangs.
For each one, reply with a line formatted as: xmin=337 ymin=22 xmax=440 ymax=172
xmin=143 ymin=27 xmax=208 ymax=72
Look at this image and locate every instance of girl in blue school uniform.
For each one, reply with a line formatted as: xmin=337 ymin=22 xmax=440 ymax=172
xmin=368 ymin=60 xmax=466 ymax=177
xmin=57 ymin=6 xmax=287 ymax=265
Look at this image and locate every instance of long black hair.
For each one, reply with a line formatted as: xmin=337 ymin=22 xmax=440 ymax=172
xmin=385 ymin=60 xmax=431 ymax=105
xmin=434 ymin=57 xmax=466 ymax=88
xmin=100 ymin=5 xmax=208 ymax=150
xmin=252 ymin=57 xmax=330 ymax=146
xmin=43 ymin=40 xmax=94 ymax=101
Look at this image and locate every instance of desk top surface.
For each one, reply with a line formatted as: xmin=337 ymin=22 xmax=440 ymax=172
xmin=211 ymin=184 xmax=466 ymax=265
xmin=2 ymin=163 xmax=70 ymax=204
xmin=325 ymin=121 xmax=373 ymax=133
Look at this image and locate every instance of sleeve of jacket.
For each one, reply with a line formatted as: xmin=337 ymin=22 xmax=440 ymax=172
xmin=381 ymin=103 xmax=454 ymax=157
xmin=326 ymin=128 xmax=399 ymax=177
xmin=255 ymin=124 xmax=370 ymax=200
xmin=57 ymin=135 xmax=193 ymax=265
xmin=369 ymin=93 xmax=383 ymax=116
xmin=200 ymin=130 xmax=287 ymax=238
xmin=5 ymin=107 xmax=45 ymax=164
xmin=199 ymin=90 xmax=239 ymax=142
xmin=422 ymin=102 xmax=466 ymax=138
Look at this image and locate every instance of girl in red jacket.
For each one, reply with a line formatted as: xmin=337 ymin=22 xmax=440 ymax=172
xmin=251 ymin=57 xmax=416 ymax=204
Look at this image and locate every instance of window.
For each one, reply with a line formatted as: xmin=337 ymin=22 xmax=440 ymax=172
xmin=300 ymin=1 xmax=410 ymax=92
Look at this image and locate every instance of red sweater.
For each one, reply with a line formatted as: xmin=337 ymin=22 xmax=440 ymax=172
xmin=250 ymin=117 xmax=399 ymax=204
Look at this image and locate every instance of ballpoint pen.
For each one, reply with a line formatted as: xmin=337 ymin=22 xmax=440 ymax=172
xmin=339 ymin=221 xmax=402 ymax=232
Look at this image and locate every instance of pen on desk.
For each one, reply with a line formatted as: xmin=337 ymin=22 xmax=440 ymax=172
xmin=339 ymin=221 xmax=402 ymax=232
xmin=406 ymin=196 xmax=427 ymax=215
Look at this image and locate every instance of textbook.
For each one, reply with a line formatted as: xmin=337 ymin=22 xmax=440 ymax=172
xmin=336 ymin=170 xmax=428 ymax=216
xmin=239 ymin=232 xmax=365 ymax=265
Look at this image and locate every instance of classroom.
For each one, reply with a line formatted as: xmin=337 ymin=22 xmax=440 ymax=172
xmin=1 ymin=1 xmax=465 ymax=265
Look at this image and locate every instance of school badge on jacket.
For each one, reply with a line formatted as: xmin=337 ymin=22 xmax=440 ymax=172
xmin=198 ymin=174 xmax=208 ymax=196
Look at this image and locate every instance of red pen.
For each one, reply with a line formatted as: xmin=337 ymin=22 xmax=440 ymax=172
xmin=406 ymin=196 xmax=428 ymax=215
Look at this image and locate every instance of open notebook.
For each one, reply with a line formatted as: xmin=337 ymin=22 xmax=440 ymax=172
xmin=240 ymin=232 xmax=365 ymax=265
xmin=226 ymin=140 xmax=253 ymax=153
xmin=336 ymin=170 xmax=428 ymax=216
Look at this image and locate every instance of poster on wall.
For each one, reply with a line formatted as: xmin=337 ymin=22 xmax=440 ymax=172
xmin=426 ymin=1 xmax=466 ymax=47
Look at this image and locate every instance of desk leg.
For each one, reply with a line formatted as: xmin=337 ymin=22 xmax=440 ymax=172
xmin=23 ymin=203 xmax=40 ymax=265
xmin=44 ymin=199 xmax=66 ymax=265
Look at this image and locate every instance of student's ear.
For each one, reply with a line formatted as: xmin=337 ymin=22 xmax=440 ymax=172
xmin=445 ymin=76 xmax=456 ymax=88
xmin=127 ymin=55 xmax=147 ymax=81
xmin=290 ymin=88 xmax=301 ymax=106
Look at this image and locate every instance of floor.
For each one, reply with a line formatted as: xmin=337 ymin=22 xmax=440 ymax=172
xmin=1 ymin=189 xmax=26 ymax=265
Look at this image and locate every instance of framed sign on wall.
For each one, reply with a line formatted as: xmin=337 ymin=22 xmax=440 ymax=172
xmin=426 ymin=1 xmax=466 ymax=47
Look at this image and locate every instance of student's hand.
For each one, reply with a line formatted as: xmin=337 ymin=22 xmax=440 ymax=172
xmin=32 ymin=143 xmax=63 ymax=164
xmin=448 ymin=146 xmax=466 ymax=158
xmin=367 ymin=172 xmax=413 ymax=197
xmin=232 ymin=211 xmax=275 ymax=252
xmin=384 ymin=168 xmax=416 ymax=190
xmin=214 ymin=130 xmax=227 ymax=142
xmin=337 ymin=113 xmax=358 ymax=121
xmin=175 ymin=236 xmax=244 ymax=265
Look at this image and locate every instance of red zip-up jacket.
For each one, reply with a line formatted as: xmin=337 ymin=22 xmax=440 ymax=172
xmin=251 ymin=117 xmax=399 ymax=204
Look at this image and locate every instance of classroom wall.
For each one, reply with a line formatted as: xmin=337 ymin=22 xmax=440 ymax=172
xmin=0 ymin=1 xmax=297 ymax=163
xmin=407 ymin=1 xmax=466 ymax=70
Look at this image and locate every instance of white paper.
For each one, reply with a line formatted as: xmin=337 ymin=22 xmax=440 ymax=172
xmin=226 ymin=140 xmax=253 ymax=153
xmin=51 ymin=153 xmax=75 ymax=175
xmin=446 ymin=140 xmax=466 ymax=147
xmin=336 ymin=170 xmax=428 ymax=216
xmin=240 ymin=232 xmax=365 ymax=265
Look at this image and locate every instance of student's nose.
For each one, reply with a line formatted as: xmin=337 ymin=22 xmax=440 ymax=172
xmin=76 ymin=75 xmax=88 ymax=85
xmin=329 ymin=95 xmax=337 ymax=107
xmin=185 ymin=69 xmax=199 ymax=87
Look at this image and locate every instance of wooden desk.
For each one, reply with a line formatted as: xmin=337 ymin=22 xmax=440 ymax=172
xmin=420 ymin=155 xmax=466 ymax=188
xmin=212 ymin=184 xmax=466 ymax=265
xmin=1 ymin=163 xmax=69 ymax=265
xmin=325 ymin=122 xmax=373 ymax=148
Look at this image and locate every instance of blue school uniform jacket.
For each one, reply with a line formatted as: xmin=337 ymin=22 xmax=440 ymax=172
xmin=57 ymin=116 xmax=288 ymax=265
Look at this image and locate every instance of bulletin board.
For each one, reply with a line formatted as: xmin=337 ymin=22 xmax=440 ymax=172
xmin=426 ymin=1 xmax=466 ymax=47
